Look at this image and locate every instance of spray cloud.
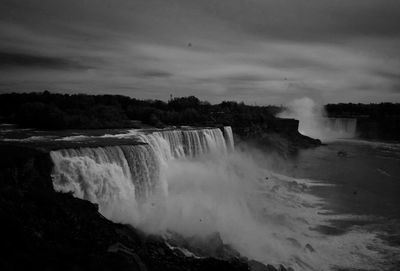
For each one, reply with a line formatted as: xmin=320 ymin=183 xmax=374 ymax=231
xmin=278 ymin=97 xmax=356 ymax=141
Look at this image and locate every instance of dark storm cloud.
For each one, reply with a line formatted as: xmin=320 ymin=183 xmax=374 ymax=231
xmin=195 ymin=0 xmax=400 ymax=41
xmin=0 ymin=51 xmax=90 ymax=70
xmin=0 ymin=0 xmax=399 ymax=103
xmin=3 ymin=0 xmax=400 ymax=40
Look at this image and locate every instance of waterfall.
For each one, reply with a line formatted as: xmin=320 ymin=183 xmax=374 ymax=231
xmin=223 ymin=126 xmax=235 ymax=151
xmin=50 ymin=145 xmax=161 ymax=219
xmin=135 ymin=128 xmax=230 ymax=160
xmin=50 ymin=127 xmax=233 ymax=218
xmin=278 ymin=98 xmax=358 ymax=141
xmin=323 ymin=118 xmax=357 ymax=137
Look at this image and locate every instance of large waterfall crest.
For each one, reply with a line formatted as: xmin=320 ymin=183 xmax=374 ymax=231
xmin=50 ymin=127 xmax=232 ymax=219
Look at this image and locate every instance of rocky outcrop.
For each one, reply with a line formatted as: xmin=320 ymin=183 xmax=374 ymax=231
xmin=233 ymin=118 xmax=321 ymax=156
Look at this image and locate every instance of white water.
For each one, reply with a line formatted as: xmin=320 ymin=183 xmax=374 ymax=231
xmin=323 ymin=118 xmax=357 ymax=137
xmin=278 ymin=98 xmax=357 ymax=141
xmin=50 ymin=126 xmax=392 ymax=270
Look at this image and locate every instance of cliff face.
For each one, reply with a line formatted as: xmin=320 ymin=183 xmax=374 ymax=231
xmin=0 ymin=145 xmax=290 ymax=271
xmin=233 ymin=118 xmax=321 ymax=156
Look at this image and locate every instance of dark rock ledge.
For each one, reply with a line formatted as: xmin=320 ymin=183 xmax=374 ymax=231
xmin=233 ymin=121 xmax=321 ymax=158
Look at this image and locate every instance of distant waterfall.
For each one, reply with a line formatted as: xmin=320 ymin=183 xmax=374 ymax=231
xmin=323 ymin=118 xmax=357 ymax=138
xmin=50 ymin=127 xmax=233 ymax=215
xmin=278 ymin=97 xmax=358 ymax=141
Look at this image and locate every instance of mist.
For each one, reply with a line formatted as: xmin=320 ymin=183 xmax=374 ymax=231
xmin=143 ymin=148 xmax=389 ymax=270
xmin=278 ymin=97 xmax=356 ymax=142
xmin=52 ymin=146 xmax=388 ymax=270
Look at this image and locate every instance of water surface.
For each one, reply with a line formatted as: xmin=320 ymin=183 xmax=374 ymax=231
xmin=284 ymin=139 xmax=400 ymax=268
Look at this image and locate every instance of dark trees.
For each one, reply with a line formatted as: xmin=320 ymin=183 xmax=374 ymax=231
xmin=0 ymin=91 xmax=279 ymax=130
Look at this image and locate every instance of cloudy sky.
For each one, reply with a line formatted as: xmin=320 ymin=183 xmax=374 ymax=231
xmin=1 ymin=0 xmax=400 ymax=104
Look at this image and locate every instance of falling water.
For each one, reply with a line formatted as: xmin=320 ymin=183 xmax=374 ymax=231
xmin=278 ymin=98 xmax=357 ymax=141
xmin=51 ymin=127 xmax=230 ymax=208
xmin=323 ymin=118 xmax=357 ymax=137
xmin=223 ymin=126 xmax=235 ymax=151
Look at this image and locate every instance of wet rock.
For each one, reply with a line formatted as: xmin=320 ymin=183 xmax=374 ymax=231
xmin=286 ymin=237 xmax=302 ymax=248
xmin=108 ymin=243 xmax=148 ymax=271
xmin=157 ymin=247 xmax=165 ymax=256
xmin=249 ymin=260 xmax=268 ymax=271
xmin=305 ymin=243 xmax=315 ymax=253
xmin=249 ymin=260 xmax=278 ymax=271
xmin=266 ymin=264 xmax=279 ymax=271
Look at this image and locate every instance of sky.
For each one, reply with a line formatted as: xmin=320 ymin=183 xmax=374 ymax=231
xmin=0 ymin=0 xmax=400 ymax=105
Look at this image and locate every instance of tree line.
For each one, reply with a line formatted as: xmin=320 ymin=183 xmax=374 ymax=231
xmin=0 ymin=91 xmax=281 ymax=130
xmin=325 ymin=103 xmax=400 ymax=119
